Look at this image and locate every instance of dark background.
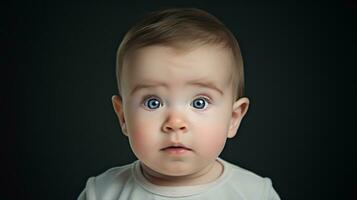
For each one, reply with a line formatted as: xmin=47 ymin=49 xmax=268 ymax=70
xmin=2 ymin=1 xmax=355 ymax=199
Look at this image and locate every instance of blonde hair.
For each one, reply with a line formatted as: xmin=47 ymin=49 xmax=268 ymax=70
xmin=116 ymin=8 xmax=244 ymax=101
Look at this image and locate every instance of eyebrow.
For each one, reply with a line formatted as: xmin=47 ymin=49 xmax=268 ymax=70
xmin=130 ymin=82 xmax=168 ymax=95
xmin=130 ymin=80 xmax=223 ymax=96
xmin=187 ymin=81 xmax=224 ymax=95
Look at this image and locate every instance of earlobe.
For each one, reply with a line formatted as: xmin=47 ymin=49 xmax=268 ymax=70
xmin=111 ymin=95 xmax=128 ymax=136
xmin=227 ymin=97 xmax=250 ymax=138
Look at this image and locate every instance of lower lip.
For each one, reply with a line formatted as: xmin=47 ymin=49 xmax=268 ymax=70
xmin=162 ymin=147 xmax=191 ymax=155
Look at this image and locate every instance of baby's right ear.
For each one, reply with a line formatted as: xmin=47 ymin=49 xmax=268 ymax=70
xmin=111 ymin=95 xmax=128 ymax=136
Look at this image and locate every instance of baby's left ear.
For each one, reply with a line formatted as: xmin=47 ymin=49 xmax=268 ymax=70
xmin=227 ymin=97 xmax=250 ymax=138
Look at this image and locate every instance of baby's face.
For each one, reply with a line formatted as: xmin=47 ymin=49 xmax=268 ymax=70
xmin=115 ymin=44 xmax=246 ymax=178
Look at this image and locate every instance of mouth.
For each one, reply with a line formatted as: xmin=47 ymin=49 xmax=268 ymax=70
xmin=160 ymin=144 xmax=192 ymax=154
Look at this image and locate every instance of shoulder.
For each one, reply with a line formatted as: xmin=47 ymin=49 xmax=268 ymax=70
xmin=220 ymin=159 xmax=280 ymax=200
xmin=94 ymin=162 xmax=133 ymax=187
xmin=78 ymin=162 xmax=136 ymax=200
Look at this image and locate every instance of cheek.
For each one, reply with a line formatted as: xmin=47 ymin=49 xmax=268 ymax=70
xmin=193 ymin=119 xmax=230 ymax=157
xmin=125 ymin=110 xmax=160 ymax=155
xmin=191 ymin=107 xmax=232 ymax=154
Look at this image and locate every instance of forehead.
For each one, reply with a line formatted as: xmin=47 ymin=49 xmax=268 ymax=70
xmin=121 ymin=45 xmax=233 ymax=95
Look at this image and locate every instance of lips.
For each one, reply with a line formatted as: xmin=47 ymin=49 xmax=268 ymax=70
xmin=160 ymin=143 xmax=192 ymax=154
xmin=161 ymin=146 xmax=191 ymax=151
xmin=161 ymin=144 xmax=192 ymax=151
xmin=161 ymin=147 xmax=191 ymax=155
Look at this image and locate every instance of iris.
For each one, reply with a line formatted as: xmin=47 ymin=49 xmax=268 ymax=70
xmin=192 ymin=98 xmax=207 ymax=109
xmin=144 ymin=98 xmax=161 ymax=109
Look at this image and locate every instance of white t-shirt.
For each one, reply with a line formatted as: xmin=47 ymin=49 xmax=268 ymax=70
xmin=78 ymin=158 xmax=280 ymax=200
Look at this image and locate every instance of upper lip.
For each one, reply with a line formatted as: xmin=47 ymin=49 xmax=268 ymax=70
xmin=161 ymin=143 xmax=192 ymax=150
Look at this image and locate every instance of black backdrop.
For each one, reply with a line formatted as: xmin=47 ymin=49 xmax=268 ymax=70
xmin=3 ymin=1 xmax=355 ymax=199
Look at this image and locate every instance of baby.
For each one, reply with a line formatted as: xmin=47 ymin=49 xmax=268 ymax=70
xmin=78 ymin=8 xmax=280 ymax=200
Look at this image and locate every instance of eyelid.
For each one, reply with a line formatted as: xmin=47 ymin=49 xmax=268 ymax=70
xmin=142 ymin=94 xmax=160 ymax=101
xmin=194 ymin=94 xmax=212 ymax=104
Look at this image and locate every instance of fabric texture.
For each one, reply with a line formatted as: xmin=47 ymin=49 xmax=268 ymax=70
xmin=77 ymin=158 xmax=280 ymax=200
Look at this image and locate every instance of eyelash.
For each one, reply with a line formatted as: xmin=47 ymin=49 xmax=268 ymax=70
xmin=195 ymin=95 xmax=212 ymax=104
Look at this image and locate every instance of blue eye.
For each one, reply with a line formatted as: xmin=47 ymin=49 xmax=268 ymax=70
xmin=191 ymin=97 xmax=208 ymax=109
xmin=144 ymin=97 xmax=162 ymax=109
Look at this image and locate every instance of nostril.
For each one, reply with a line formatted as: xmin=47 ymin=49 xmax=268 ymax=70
xmin=165 ymin=126 xmax=173 ymax=131
xmin=163 ymin=125 xmax=187 ymax=132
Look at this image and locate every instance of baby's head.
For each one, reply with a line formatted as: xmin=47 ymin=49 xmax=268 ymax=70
xmin=112 ymin=8 xmax=250 ymax=184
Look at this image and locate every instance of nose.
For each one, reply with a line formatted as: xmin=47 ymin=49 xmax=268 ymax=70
xmin=162 ymin=112 xmax=188 ymax=133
